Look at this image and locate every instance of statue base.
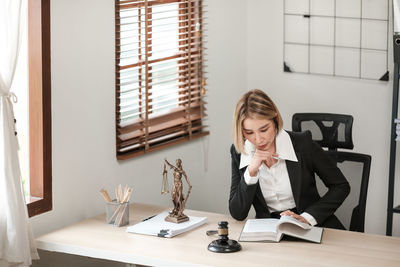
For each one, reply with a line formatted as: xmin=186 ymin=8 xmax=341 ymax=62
xmin=165 ymin=213 xmax=189 ymax=223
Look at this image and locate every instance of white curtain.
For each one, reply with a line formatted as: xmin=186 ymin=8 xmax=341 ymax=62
xmin=0 ymin=0 xmax=39 ymax=266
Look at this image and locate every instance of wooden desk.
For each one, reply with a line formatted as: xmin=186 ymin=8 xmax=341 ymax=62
xmin=36 ymin=203 xmax=400 ymax=267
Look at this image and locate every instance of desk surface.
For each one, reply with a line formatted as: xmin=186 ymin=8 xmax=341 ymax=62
xmin=36 ymin=203 xmax=400 ymax=267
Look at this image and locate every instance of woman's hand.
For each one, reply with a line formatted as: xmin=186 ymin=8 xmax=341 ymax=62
xmin=248 ymin=150 xmax=279 ymax=176
xmin=280 ymin=210 xmax=310 ymax=225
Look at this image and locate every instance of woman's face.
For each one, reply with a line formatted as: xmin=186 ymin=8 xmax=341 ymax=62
xmin=242 ymin=117 xmax=277 ymax=151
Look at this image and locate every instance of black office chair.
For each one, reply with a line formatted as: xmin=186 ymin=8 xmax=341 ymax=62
xmin=292 ymin=113 xmax=371 ymax=232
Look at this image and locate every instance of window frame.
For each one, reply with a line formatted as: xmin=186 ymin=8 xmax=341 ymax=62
xmin=26 ymin=0 xmax=52 ymax=217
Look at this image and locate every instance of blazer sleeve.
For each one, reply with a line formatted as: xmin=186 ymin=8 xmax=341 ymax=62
xmin=228 ymin=145 xmax=258 ymax=221
xmin=303 ymin=136 xmax=351 ymax=224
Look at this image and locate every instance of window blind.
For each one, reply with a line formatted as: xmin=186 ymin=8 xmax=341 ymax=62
xmin=115 ymin=0 xmax=208 ymax=159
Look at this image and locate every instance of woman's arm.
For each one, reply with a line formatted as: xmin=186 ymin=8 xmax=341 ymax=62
xmin=228 ymin=145 xmax=258 ymax=221
xmin=303 ymin=136 xmax=351 ymax=224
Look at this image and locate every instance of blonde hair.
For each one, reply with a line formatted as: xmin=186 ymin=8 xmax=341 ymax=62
xmin=233 ymin=89 xmax=283 ymax=154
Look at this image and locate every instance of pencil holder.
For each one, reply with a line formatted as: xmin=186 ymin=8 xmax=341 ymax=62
xmin=105 ymin=200 xmax=129 ymax=227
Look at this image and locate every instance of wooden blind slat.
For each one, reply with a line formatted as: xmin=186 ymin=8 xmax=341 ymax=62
xmin=118 ymin=115 xmax=204 ymax=144
xmin=117 ymin=34 xmax=203 ymax=49
xmin=117 ymin=40 xmax=202 ymax=55
xmin=117 ymin=131 xmax=209 ymax=160
xmin=119 ymin=85 xmax=202 ymax=103
xmin=119 ymin=125 xmax=206 ymax=152
xmin=117 ymin=14 xmax=202 ymax=26
xmin=120 ymin=91 xmax=203 ymax=111
xmin=120 ymin=85 xmax=202 ymax=102
xmin=119 ymin=49 xmax=204 ymax=69
xmin=119 ymin=122 xmax=206 ymax=150
xmin=118 ymin=60 xmax=202 ymax=85
xmin=119 ymin=75 xmax=202 ymax=94
xmin=118 ymin=53 xmax=204 ymax=70
xmin=118 ymin=102 xmax=202 ymax=131
xmin=119 ymin=0 xmax=194 ymax=10
xmin=120 ymin=97 xmax=203 ymax=119
xmin=119 ymin=97 xmax=203 ymax=122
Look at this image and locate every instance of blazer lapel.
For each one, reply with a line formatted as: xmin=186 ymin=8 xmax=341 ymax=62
xmin=239 ymin=168 xmax=270 ymax=217
xmin=286 ymin=154 xmax=302 ymax=210
xmin=255 ymin=186 xmax=269 ymax=215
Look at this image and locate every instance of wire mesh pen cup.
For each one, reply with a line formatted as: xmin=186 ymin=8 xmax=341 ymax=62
xmin=106 ymin=200 xmax=129 ymax=227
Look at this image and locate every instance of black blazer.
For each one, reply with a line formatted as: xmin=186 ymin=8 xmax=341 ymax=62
xmin=229 ymin=131 xmax=350 ymax=229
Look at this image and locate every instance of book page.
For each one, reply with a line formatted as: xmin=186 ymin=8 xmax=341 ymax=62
xmin=276 ymin=216 xmax=322 ymax=243
xmin=243 ymin=218 xmax=280 ymax=233
xmin=277 ymin=215 xmax=312 ymax=229
xmin=278 ymin=223 xmax=323 ymax=243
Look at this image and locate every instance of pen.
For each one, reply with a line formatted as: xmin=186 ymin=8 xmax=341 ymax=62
xmin=206 ymin=230 xmax=218 ymax=236
xmin=142 ymin=214 xmax=156 ymax=221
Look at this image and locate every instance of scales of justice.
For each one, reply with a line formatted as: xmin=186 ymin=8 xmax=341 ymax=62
xmin=161 ymin=158 xmax=192 ymax=223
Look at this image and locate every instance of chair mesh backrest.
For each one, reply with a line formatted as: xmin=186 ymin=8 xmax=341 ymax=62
xmin=292 ymin=113 xmax=354 ymax=150
xmin=326 ymin=151 xmax=371 ymax=232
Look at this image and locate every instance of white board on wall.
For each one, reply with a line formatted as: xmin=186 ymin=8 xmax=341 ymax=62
xmin=283 ymin=0 xmax=389 ymax=81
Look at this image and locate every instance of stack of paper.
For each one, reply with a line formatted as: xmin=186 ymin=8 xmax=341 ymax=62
xmin=396 ymin=119 xmax=400 ymax=141
xmin=126 ymin=211 xmax=207 ymax=238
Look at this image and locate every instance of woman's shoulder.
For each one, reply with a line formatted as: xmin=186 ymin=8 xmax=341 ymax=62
xmin=230 ymin=144 xmax=241 ymax=161
xmin=230 ymin=144 xmax=239 ymax=155
xmin=286 ymin=130 xmax=313 ymax=150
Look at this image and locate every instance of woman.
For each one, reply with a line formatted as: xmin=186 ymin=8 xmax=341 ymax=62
xmin=229 ymin=89 xmax=350 ymax=229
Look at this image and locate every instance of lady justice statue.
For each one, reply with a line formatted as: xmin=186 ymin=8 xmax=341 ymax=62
xmin=162 ymin=158 xmax=192 ymax=223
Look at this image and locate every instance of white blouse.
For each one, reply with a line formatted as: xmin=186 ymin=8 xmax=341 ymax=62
xmin=240 ymin=130 xmax=317 ymax=226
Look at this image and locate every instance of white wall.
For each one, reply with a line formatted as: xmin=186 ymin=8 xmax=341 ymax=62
xmin=31 ymin=1 xmax=400 ymax=264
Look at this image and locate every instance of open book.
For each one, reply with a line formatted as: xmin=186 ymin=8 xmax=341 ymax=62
xmin=126 ymin=211 xmax=207 ymax=238
xmin=238 ymin=216 xmax=323 ymax=243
